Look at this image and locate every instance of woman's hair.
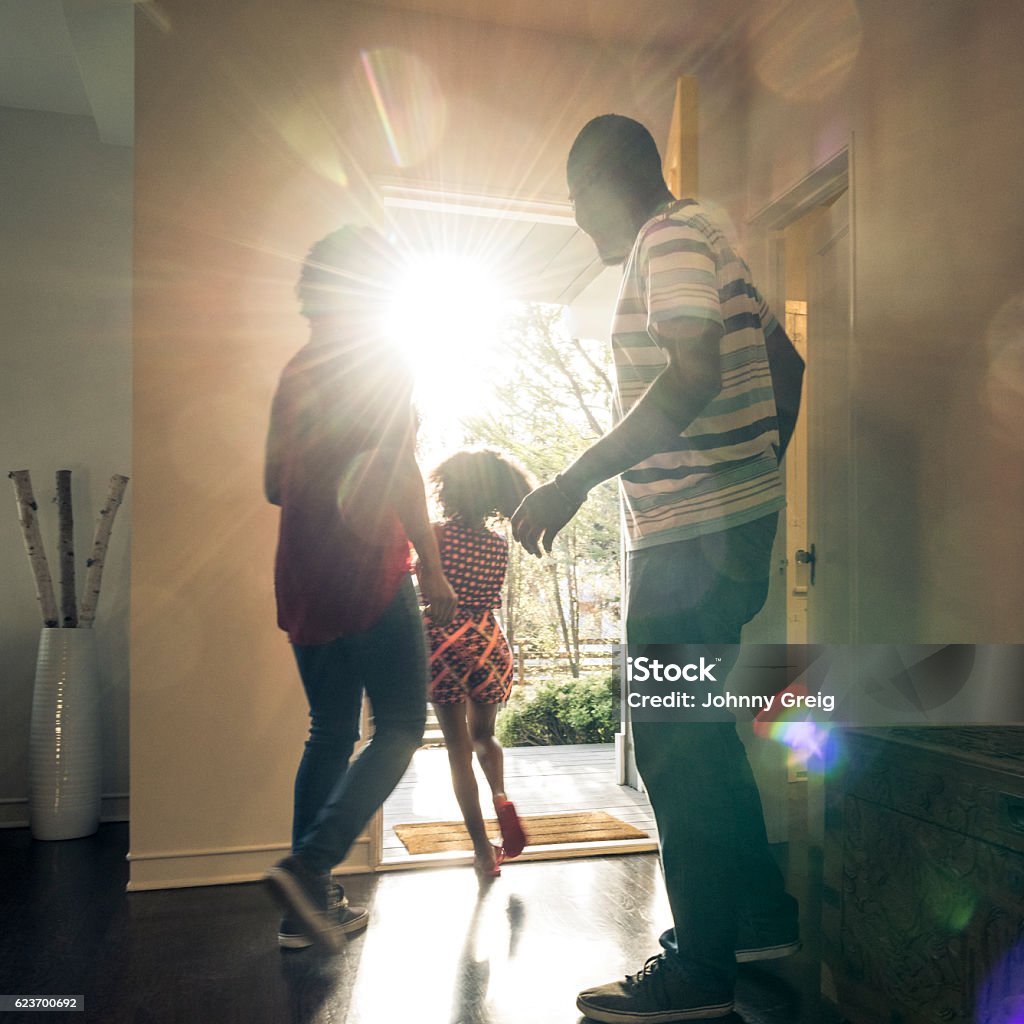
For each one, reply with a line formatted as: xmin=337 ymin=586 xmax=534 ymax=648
xmin=431 ymin=449 xmax=534 ymax=523
xmin=296 ymin=225 xmax=397 ymax=320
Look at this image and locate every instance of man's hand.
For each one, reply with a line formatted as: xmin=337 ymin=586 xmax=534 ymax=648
xmin=418 ymin=565 xmax=458 ymax=626
xmin=511 ymin=480 xmax=583 ymax=557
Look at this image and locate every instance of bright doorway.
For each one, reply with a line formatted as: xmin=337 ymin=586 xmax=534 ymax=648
xmin=360 ymin=189 xmax=657 ymax=873
xmin=753 ymin=148 xmax=854 ymax=646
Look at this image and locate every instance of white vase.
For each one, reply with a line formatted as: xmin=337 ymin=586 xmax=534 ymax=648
xmin=29 ymin=627 xmax=103 ymax=840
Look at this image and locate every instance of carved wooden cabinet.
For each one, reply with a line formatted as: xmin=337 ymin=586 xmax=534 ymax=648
xmin=822 ymin=728 xmax=1024 ymax=1024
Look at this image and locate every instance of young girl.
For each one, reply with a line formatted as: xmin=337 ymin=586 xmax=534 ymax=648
xmin=425 ymin=449 xmax=533 ymax=879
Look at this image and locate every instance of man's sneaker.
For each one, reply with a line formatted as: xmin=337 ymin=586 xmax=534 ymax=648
xmin=493 ymin=797 xmax=527 ymax=859
xmin=266 ymin=856 xmax=367 ymax=953
xmin=735 ymin=919 xmax=801 ymax=963
xmin=576 ymin=954 xmax=733 ymax=1023
xmin=278 ymin=914 xmax=313 ymax=950
xmin=277 ymin=884 xmax=368 ymax=950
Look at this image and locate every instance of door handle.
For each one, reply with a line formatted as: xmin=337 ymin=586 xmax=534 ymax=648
xmin=795 ymin=544 xmax=816 ymax=586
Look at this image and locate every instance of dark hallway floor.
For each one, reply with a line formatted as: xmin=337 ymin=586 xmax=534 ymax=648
xmin=1 ymin=795 xmax=839 ymax=1024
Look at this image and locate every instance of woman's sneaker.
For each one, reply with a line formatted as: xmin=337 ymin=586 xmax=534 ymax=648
xmin=576 ymin=954 xmax=733 ymax=1023
xmin=277 ymin=884 xmax=368 ymax=949
xmin=266 ymin=857 xmax=368 ymax=952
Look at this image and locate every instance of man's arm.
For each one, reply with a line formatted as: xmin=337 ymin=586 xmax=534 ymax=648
xmin=511 ymin=319 xmax=723 ymax=556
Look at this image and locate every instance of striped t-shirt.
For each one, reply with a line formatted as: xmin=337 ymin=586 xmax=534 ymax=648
xmin=612 ymin=198 xmax=785 ymax=550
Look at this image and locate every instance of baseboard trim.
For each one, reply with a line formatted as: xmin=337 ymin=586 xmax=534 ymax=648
xmin=0 ymin=794 xmax=129 ymax=830
xmin=126 ymin=834 xmax=373 ymax=891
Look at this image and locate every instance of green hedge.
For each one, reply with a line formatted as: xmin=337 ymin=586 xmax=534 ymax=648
xmin=496 ymin=674 xmax=619 ymax=746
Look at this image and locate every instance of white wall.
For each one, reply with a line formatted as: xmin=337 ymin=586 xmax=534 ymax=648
xmin=0 ymin=106 xmax=133 ymax=826
xmin=128 ymin=0 xmax=713 ymax=889
xmin=130 ymin=0 xmax=1024 ymax=889
xmin=742 ymin=0 xmax=1024 ymax=642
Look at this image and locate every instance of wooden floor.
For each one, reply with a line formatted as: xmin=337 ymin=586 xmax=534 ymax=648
xmin=0 ymin=783 xmax=840 ymax=1024
xmin=382 ymin=743 xmax=658 ymax=862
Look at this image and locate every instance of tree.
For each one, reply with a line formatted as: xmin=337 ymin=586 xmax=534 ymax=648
xmin=464 ymin=303 xmax=620 ymax=677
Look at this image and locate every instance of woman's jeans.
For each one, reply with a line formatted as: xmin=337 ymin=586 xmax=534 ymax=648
xmin=627 ymin=513 xmax=797 ymax=991
xmin=290 ymin=575 xmax=427 ymax=876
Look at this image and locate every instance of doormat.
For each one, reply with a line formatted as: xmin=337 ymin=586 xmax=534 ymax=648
xmin=393 ymin=810 xmax=648 ymax=855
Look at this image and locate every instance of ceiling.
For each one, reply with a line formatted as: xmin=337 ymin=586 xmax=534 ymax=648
xmin=357 ymin=0 xmax=752 ymax=305
xmin=4 ymin=0 xmax=734 ymax=305
xmin=0 ymin=0 xmax=751 ymax=150
xmin=360 ymin=0 xmax=748 ymax=51
xmin=0 ymin=0 xmax=133 ymax=145
xmin=379 ymin=182 xmax=605 ymax=305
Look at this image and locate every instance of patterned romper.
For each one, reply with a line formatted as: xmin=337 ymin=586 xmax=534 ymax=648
xmin=427 ymin=517 xmax=514 ymax=706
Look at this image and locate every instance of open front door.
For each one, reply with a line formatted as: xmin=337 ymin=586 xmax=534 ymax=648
xmin=806 ymin=195 xmax=853 ymax=643
xmin=746 ymin=149 xmax=853 ymax=841
xmin=757 ymin=150 xmax=853 ymax=648
xmin=776 ymin=183 xmax=852 ymax=841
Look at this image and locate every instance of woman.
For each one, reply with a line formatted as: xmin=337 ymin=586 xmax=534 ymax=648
xmin=264 ymin=226 xmax=456 ymax=951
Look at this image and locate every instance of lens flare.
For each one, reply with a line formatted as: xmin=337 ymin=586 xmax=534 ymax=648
xmin=764 ymin=717 xmax=831 ymax=768
xmin=977 ymin=940 xmax=1024 ymax=1023
xmin=353 ymin=48 xmax=447 ymax=169
xmin=749 ymin=0 xmax=861 ymax=103
xmin=272 ymin=99 xmax=349 ymax=188
xmin=754 ymin=683 xmax=829 ymax=765
xmin=755 ymin=699 xmax=844 ymax=777
xmin=919 ymin=860 xmax=976 ymax=933
xmin=360 ymin=50 xmax=401 ymax=167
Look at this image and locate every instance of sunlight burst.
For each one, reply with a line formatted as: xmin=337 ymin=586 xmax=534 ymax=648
xmin=384 ymin=250 xmax=509 ymax=438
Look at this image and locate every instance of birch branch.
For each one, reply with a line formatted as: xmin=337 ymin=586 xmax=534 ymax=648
xmin=78 ymin=474 xmax=130 ymax=628
xmin=56 ymin=469 xmax=78 ymax=627
xmin=570 ymin=335 xmax=613 ymax=396
xmin=8 ymin=470 xmax=59 ymax=627
xmin=541 ymin=335 xmax=605 ymax=437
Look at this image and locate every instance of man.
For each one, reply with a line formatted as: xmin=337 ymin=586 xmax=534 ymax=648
xmin=512 ymin=115 xmax=805 ymax=1021
xmin=263 ymin=226 xmax=457 ymax=952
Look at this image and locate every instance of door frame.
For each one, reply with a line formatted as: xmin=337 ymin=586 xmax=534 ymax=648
xmin=747 ymin=140 xmax=857 ymax=645
xmin=748 ymin=143 xmax=856 ymax=839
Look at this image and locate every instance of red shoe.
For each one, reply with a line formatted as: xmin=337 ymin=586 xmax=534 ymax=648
xmin=494 ymin=798 xmax=526 ymax=859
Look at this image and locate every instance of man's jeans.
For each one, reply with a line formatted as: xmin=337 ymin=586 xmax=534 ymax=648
xmin=627 ymin=513 xmax=797 ymax=991
xmin=290 ymin=575 xmax=427 ymax=876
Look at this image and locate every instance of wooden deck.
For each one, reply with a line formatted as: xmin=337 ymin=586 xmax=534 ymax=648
xmin=381 ymin=742 xmax=658 ymax=863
